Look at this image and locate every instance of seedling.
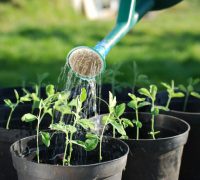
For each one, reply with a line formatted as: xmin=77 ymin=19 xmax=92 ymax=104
xmin=4 ymin=89 xmax=31 ymax=129
xmin=138 ymin=85 xmax=167 ymax=139
xmin=129 ymin=61 xmax=150 ymax=93
xmin=161 ymin=80 xmax=185 ymax=109
xmin=128 ymin=93 xmax=150 ymax=140
xmin=179 ymin=78 xmax=200 ymax=111
xmin=100 ymin=92 xmax=132 ymax=160
xmin=21 ymin=85 xmax=58 ymax=163
xmin=50 ymin=88 xmax=98 ymax=166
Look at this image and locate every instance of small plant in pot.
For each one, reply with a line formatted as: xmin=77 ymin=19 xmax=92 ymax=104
xmin=157 ymin=78 xmax=200 ymax=180
xmin=94 ymin=84 xmax=190 ymax=180
xmin=100 ymin=61 xmax=149 ymax=112
xmin=10 ymin=88 xmax=129 ymax=180
xmin=0 ymin=84 xmax=54 ymax=180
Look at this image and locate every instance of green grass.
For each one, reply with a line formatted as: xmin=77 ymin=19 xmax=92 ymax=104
xmin=0 ymin=0 xmax=199 ymax=88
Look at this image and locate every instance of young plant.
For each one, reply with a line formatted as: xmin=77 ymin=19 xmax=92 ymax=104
xmin=128 ymin=93 xmax=150 ymax=140
xmin=53 ymin=91 xmax=71 ymax=124
xmin=4 ymin=89 xmax=31 ymax=129
xmin=50 ymin=88 xmax=98 ymax=166
xmin=21 ymin=84 xmax=57 ymax=163
xmin=138 ymin=85 xmax=167 ymax=139
xmin=100 ymin=92 xmax=132 ymax=160
xmin=23 ymin=85 xmax=40 ymax=114
xmin=161 ymin=80 xmax=185 ymax=109
xmin=129 ymin=61 xmax=150 ymax=93
xmin=179 ymin=78 xmax=200 ymax=111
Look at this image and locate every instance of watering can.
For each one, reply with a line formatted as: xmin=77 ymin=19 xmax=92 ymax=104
xmin=67 ymin=0 xmax=182 ymax=79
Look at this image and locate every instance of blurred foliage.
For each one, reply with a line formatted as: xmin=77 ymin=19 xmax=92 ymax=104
xmin=0 ymin=0 xmax=199 ymax=87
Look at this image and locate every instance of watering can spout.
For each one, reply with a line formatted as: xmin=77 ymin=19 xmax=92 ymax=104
xmin=94 ymin=0 xmax=154 ymax=58
xmin=67 ymin=0 xmax=182 ymax=79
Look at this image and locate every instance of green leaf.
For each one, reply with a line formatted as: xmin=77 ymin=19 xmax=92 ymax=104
xmin=46 ymin=84 xmax=55 ymax=97
xmin=86 ymin=133 xmax=99 ymax=139
xmin=150 ymin=85 xmax=157 ymax=101
xmin=21 ymin=113 xmax=37 ymax=122
xmin=50 ymin=123 xmax=77 ymax=134
xmin=138 ymin=88 xmax=151 ymax=98
xmin=110 ymin=120 xmax=126 ymax=136
xmin=128 ymin=100 xmax=137 ymax=110
xmin=151 ymin=107 xmax=159 ymax=116
xmin=115 ymin=103 xmax=125 ymax=117
xmin=68 ymin=98 xmax=78 ymax=107
xmin=138 ymin=101 xmax=151 ymax=108
xmin=4 ymin=99 xmax=13 ymax=108
xmin=80 ymin=88 xmax=87 ymax=103
xmin=31 ymin=93 xmax=40 ymax=101
xmin=14 ymin=89 xmax=19 ymax=100
xmin=172 ymin=92 xmax=185 ymax=98
xmin=102 ymin=115 xmax=109 ymax=125
xmin=121 ymin=118 xmax=134 ymax=127
xmin=161 ymin=82 xmax=171 ymax=89
xmin=85 ymin=138 xmax=98 ymax=151
xmin=40 ymin=132 xmax=50 ymax=147
xmin=54 ymin=104 xmax=71 ymax=115
xmin=78 ymin=119 xmax=95 ymax=130
xmin=187 ymin=84 xmax=194 ymax=92
xmin=109 ymin=91 xmax=117 ymax=108
xmin=20 ymin=95 xmax=31 ymax=102
xmin=191 ymin=92 xmax=200 ymax=99
xmin=179 ymin=85 xmax=187 ymax=93
xmin=46 ymin=108 xmax=53 ymax=117
xmin=128 ymin=93 xmax=136 ymax=100
xmin=135 ymin=121 xmax=142 ymax=128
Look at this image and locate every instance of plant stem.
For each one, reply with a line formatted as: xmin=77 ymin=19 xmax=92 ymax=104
xmin=36 ymin=108 xmax=45 ymax=163
xmin=99 ymin=124 xmax=106 ymax=162
xmin=59 ymin=113 xmax=64 ymax=123
xmin=151 ymin=115 xmax=155 ymax=140
xmin=166 ymin=96 xmax=171 ymax=109
xmin=135 ymin=108 xmax=139 ymax=140
xmin=151 ymin=101 xmax=155 ymax=140
xmin=36 ymin=119 xmax=40 ymax=163
xmin=113 ymin=128 xmax=116 ymax=138
xmin=67 ymin=112 xmax=79 ymax=165
xmin=183 ymin=92 xmax=189 ymax=112
xmin=68 ymin=133 xmax=73 ymax=165
xmin=99 ymin=114 xmax=110 ymax=162
xmin=63 ymin=134 xmax=69 ymax=166
xmin=6 ymin=108 xmax=14 ymax=129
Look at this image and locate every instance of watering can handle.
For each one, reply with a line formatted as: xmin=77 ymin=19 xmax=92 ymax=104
xmin=94 ymin=0 xmax=155 ymax=58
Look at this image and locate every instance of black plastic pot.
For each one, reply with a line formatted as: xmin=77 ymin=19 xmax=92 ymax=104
xmin=157 ymin=91 xmax=200 ymax=180
xmin=0 ymin=104 xmax=51 ymax=180
xmin=11 ymin=134 xmax=129 ymax=180
xmin=95 ymin=113 xmax=190 ymax=180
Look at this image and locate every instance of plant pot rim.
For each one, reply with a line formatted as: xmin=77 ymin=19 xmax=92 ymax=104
xmin=169 ymin=109 xmax=200 ymax=115
xmin=10 ymin=135 xmax=129 ymax=168
xmin=95 ymin=112 xmax=190 ymax=142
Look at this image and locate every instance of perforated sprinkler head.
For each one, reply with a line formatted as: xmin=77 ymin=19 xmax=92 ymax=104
xmin=66 ymin=46 xmax=105 ymax=80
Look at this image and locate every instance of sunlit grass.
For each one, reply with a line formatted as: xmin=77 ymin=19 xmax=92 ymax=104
xmin=0 ymin=0 xmax=199 ymax=87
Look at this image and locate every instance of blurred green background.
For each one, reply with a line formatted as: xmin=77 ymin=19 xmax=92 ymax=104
xmin=0 ymin=0 xmax=199 ymax=87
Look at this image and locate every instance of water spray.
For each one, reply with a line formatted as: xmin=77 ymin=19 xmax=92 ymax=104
xmin=67 ymin=0 xmax=182 ymax=79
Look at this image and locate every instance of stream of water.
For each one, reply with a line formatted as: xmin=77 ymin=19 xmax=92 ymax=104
xmin=57 ymin=63 xmax=103 ymax=133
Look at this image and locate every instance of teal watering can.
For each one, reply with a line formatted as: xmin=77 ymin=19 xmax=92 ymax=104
xmin=67 ymin=0 xmax=182 ymax=79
